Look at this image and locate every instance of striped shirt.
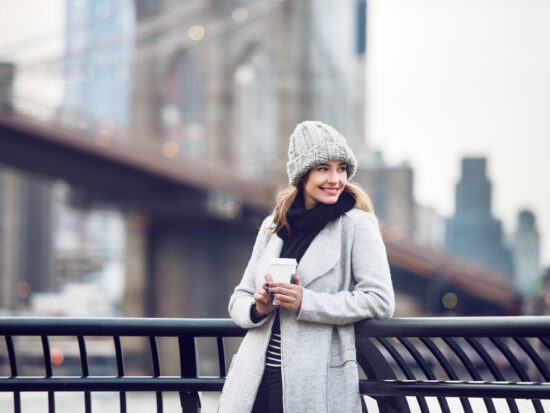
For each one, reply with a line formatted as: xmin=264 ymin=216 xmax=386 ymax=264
xmin=265 ymin=333 xmax=282 ymax=367
xmin=265 ymin=310 xmax=282 ymax=368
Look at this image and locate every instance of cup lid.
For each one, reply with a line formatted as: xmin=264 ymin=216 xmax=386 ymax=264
xmin=270 ymin=258 xmax=297 ymax=265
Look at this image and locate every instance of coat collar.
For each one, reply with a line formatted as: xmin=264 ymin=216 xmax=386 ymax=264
xmin=297 ymin=215 xmax=341 ymax=287
xmin=256 ymin=216 xmax=342 ymax=288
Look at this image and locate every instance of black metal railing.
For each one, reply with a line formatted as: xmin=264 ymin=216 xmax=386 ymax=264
xmin=1 ymin=316 xmax=550 ymax=413
xmin=356 ymin=316 xmax=550 ymax=413
xmin=0 ymin=318 xmax=243 ymax=413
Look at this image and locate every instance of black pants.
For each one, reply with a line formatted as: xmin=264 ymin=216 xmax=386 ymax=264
xmin=251 ymin=366 xmax=369 ymax=413
xmin=251 ymin=366 xmax=284 ymax=413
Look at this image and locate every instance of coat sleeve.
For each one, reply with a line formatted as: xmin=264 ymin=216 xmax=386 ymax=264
xmin=228 ymin=216 xmax=273 ymax=329
xmin=296 ymin=211 xmax=395 ymax=325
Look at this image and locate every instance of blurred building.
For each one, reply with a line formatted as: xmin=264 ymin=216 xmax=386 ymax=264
xmin=356 ymin=150 xmax=445 ymax=248
xmin=445 ymin=157 xmax=514 ymax=277
xmin=0 ymin=166 xmax=54 ymax=312
xmin=355 ymin=151 xmax=416 ymax=237
xmin=132 ymin=0 xmax=368 ymax=182
xmin=414 ymin=203 xmax=445 ymax=248
xmin=0 ymin=62 xmax=15 ymax=113
xmin=512 ymin=209 xmax=541 ymax=295
xmin=63 ymin=0 xmax=135 ymax=125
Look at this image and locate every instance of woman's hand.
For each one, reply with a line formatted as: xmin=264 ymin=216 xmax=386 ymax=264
xmin=271 ymin=274 xmax=303 ymax=313
xmin=253 ymin=274 xmax=276 ymax=317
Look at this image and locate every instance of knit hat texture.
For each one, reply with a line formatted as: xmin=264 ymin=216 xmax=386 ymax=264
xmin=286 ymin=121 xmax=357 ymax=186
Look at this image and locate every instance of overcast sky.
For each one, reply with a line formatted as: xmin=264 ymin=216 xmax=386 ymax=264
xmin=0 ymin=0 xmax=65 ymax=105
xmin=366 ymin=0 xmax=550 ymax=266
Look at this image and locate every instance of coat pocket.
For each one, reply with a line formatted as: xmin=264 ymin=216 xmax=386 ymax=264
xmin=327 ymin=349 xmax=361 ymax=412
xmin=329 ymin=348 xmax=356 ymax=368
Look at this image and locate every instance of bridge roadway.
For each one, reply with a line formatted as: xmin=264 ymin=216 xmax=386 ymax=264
xmin=0 ymin=111 xmax=520 ymax=318
xmin=0 ymin=112 xmax=274 ymax=212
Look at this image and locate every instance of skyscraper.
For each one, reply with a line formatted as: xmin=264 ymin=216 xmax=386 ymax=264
xmin=445 ymin=157 xmax=514 ymax=276
xmin=0 ymin=167 xmax=54 ymax=311
xmin=63 ymin=0 xmax=135 ymax=126
xmin=512 ymin=209 xmax=541 ymax=295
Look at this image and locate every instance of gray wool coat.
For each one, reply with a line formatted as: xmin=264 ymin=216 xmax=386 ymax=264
xmin=217 ymin=209 xmax=395 ymax=413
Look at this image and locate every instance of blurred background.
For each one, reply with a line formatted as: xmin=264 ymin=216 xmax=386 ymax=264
xmin=0 ymin=0 xmax=549 ymax=322
xmin=1 ymin=1 xmax=550 ymax=410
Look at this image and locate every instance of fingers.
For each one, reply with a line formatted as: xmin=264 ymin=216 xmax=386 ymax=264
xmin=263 ymin=283 xmax=295 ymax=295
xmin=273 ymin=287 xmax=299 ymax=299
xmin=273 ymin=289 xmax=302 ymax=313
xmin=261 ymin=273 xmax=302 ymax=312
xmin=273 ymin=293 xmax=295 ymax=304
xmin=272 ymin=286 xmax=300 ymax=302
xmin=254 ymin=291 xmax=270 ymax=304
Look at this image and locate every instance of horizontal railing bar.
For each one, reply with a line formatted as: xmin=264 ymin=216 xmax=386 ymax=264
xmin=0 ymin=318 xmax=246 ymax=337
xmin=360 ymin=380 xmax=550 ymax=399
xmin=355 ymin=316 xmax=550 ymax=337
xmin=2 ymin=316 xmax=550 ymax=337
xmin=0 ymin=377 xmax=225 ymax=392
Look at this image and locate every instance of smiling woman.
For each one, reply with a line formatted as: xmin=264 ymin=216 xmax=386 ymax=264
xmin=217 ymin=121 xmax=395 ymax=413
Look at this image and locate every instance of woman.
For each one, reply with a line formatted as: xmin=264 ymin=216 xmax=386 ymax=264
xmin=218 ymin=121 xmax=395 ymax=413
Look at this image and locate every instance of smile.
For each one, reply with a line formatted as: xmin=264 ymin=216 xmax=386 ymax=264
xmin=321 ymin=188 xmax=339 ymax=194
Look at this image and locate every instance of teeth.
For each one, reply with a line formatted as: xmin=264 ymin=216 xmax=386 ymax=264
xmin=323 ymin=188 xmax=338 ymax=193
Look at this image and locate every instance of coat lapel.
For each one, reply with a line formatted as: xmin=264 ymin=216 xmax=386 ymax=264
xmin=297 ymin=216 xmax=341 ymax=287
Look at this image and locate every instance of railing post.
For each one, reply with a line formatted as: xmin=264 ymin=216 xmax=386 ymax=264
xmin=355 ymin=334 xmax=411 ymax=413
xmin=179 ymin=336 xmax=201 ymax=413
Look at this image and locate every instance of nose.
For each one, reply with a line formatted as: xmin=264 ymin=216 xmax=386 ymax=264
xmin=327 ymin=169 xmax=338 ymax=184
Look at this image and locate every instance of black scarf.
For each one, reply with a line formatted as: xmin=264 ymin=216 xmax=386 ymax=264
xmin=277 ymin=190 xmax=356 ymax=263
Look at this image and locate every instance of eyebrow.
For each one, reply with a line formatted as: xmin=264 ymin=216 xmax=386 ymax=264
xmin=318 ymin=162 xmax=347 ymax=166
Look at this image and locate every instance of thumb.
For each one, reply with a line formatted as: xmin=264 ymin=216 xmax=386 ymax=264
xmin=291 ymin=274 xmax=301 ymax=285
xmin=265 ymin=273 xmax=273 ymax=282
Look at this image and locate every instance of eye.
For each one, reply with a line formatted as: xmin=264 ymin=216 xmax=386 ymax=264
xmin=317 ymin=167 xmax=328 ymax=172
xmin=339 ymin=166 xmax=348 ymax=172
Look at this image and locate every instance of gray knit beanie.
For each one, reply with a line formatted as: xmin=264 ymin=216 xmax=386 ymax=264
xmin=286 ymin=121 xmax=357 ymax=186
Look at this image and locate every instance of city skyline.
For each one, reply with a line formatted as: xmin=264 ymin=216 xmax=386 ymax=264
xmin=366 ymin=0 xmax=550 ymax=266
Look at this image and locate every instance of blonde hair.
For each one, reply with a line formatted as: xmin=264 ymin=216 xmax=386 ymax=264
xmin=270 ymin=182 xmax=375 ymax=234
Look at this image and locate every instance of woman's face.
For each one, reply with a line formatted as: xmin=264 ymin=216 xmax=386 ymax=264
xmin=302 ymin=160 xmax=348 ymax=209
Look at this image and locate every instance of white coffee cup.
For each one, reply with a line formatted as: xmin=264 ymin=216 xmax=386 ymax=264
xmin=269 ymin=258 xmax=297 ymax=284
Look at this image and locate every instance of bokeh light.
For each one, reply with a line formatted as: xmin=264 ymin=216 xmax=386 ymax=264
xmin=442 ymin=292 xmax=458 ymax=310
xmin=16 ymin=281 xmax=31 ymax=298
xmin=234 ymin=64 xmax=254 ymax=86
xmin=232 ymin=8 xmax=248 ymax=23
xmin=223 ymin=201 xmax=240 ymax=219
xmin=50 ymin=348 xmax=64 ymax=366
xmin=188 ymin=25 xmax=205 ymax=41
xmin=162 ymin=141 xmax=179 ymax=158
